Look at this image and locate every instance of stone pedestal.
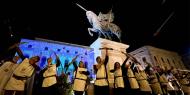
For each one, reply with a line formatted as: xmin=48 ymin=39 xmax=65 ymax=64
xmin=90 ymin=38 xmax=129 ymax=84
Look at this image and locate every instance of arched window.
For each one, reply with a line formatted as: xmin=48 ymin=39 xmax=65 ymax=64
xmin=161 ymin=57 xmax=165 ymax=63
xmin=85 ymin=52 xmax=88 ymax=55
xmin=44 ymin=47 xmax=48 ymax=50
xmin=75 ymin=51 xmax=78 ymax=54
xmin=173 ymin=59 xmax=175 ymax=65
xmin=167 ymin=59 xmax=170 ymax=64
xmin=28 ymin=45 xmax=32 ymax=48
xmin=178 ymin=61 xmax=183 ymax=68
xmin=57 ymin=49 xmax=61 ymax=52
xmin=154 ymin=56 xmax=157 ymax=62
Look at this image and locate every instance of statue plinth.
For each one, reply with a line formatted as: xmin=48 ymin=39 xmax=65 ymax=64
xmin=90 ymin=38 xmax=129 ymax=84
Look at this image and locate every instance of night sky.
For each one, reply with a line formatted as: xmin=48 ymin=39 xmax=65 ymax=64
xmin=0 ymin=0 xmax=189 ymax=57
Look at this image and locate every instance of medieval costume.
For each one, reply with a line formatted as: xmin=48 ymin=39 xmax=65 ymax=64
xmin=134 ymin=64 xmax=152 ymax=95
xmin=159 ymin=71 xmax=175 ymax=95
xmin=178 ymin=74 xmax=190 ymax=95
xmin=4 ymin=44 xmax=40 ymax=95
xmin=42 ymin=64 xmax=57 ymax=87
xmin=166 ymin=71 xmax=182 ymax=95
xmin=110 ymin=62 xmax=125 ymax=95
xmin=143 ymin=58 xmax=163 ymax=95
xmin=0 ymin=60 xmax=19 ymax=94
xmin=148 ymin=71 xmax=163 ymax=95
xmin=159 ymin=72 xmax=169 ymax=95
xmin=119 ymin=53 xmax=140 ymax=95
xmin=127 ymin=68 xmax=139 ymax=90
xmin=73 ymin=61 xmax=90 ymax=95
xmin=42 ymin=64 xmax=58 ymax=95
xmin=94 ymin=50 xmax=109 ymax=95
xmin=42 ymin=55 xmax=60 ymax=95
xmin=4 ymin=57 xmax=39 ymax=95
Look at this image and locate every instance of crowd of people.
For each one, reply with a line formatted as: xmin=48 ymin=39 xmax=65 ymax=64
xmin=0 ymin=42 xmax=190 ymax=95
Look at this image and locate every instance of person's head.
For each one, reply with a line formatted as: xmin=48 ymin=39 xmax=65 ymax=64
xmin=79 ymin=61 xmax=85 ymax=68
xmin=96 ymin=56 xmax=101 ymax=64
xmin=158 ymin=67 xmax=164 ymax=75
xmin=114 ymin=62 xmax=121 ymax=70
xmin=133 ymin=66 xmax=138 ymax=73
xmin=12 ymin=56 xmax=20 ymax=63
xmin=29 ymin=56 xmax=40 ymax=65
xmin=170 ymin=66 xmax=174 ymax=70
xmin=125 ymin=62 xmax=131 ymax=68
xmin=47 ymin=57 xmax=52 ymax=65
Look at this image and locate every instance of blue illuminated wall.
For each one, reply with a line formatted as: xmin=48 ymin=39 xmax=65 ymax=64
xmin=17 ymin=38 xmax=95 ymax=79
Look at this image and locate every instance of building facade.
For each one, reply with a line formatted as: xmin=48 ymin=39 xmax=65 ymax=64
xmin=17 ymin=38 xmax=95 ymax=77
xmin=129 ymin=45 xmax=186 ymax=71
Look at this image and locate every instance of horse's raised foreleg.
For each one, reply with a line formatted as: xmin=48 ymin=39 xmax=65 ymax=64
xmin=88 ymin=28 xmax=94 ymax=36
xmin=88 ymin=28 xmax=108 ymax=39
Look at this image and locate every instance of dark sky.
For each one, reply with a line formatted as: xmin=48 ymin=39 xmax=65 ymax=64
xmin=0 ymin=0 xmax=189 ymax=56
